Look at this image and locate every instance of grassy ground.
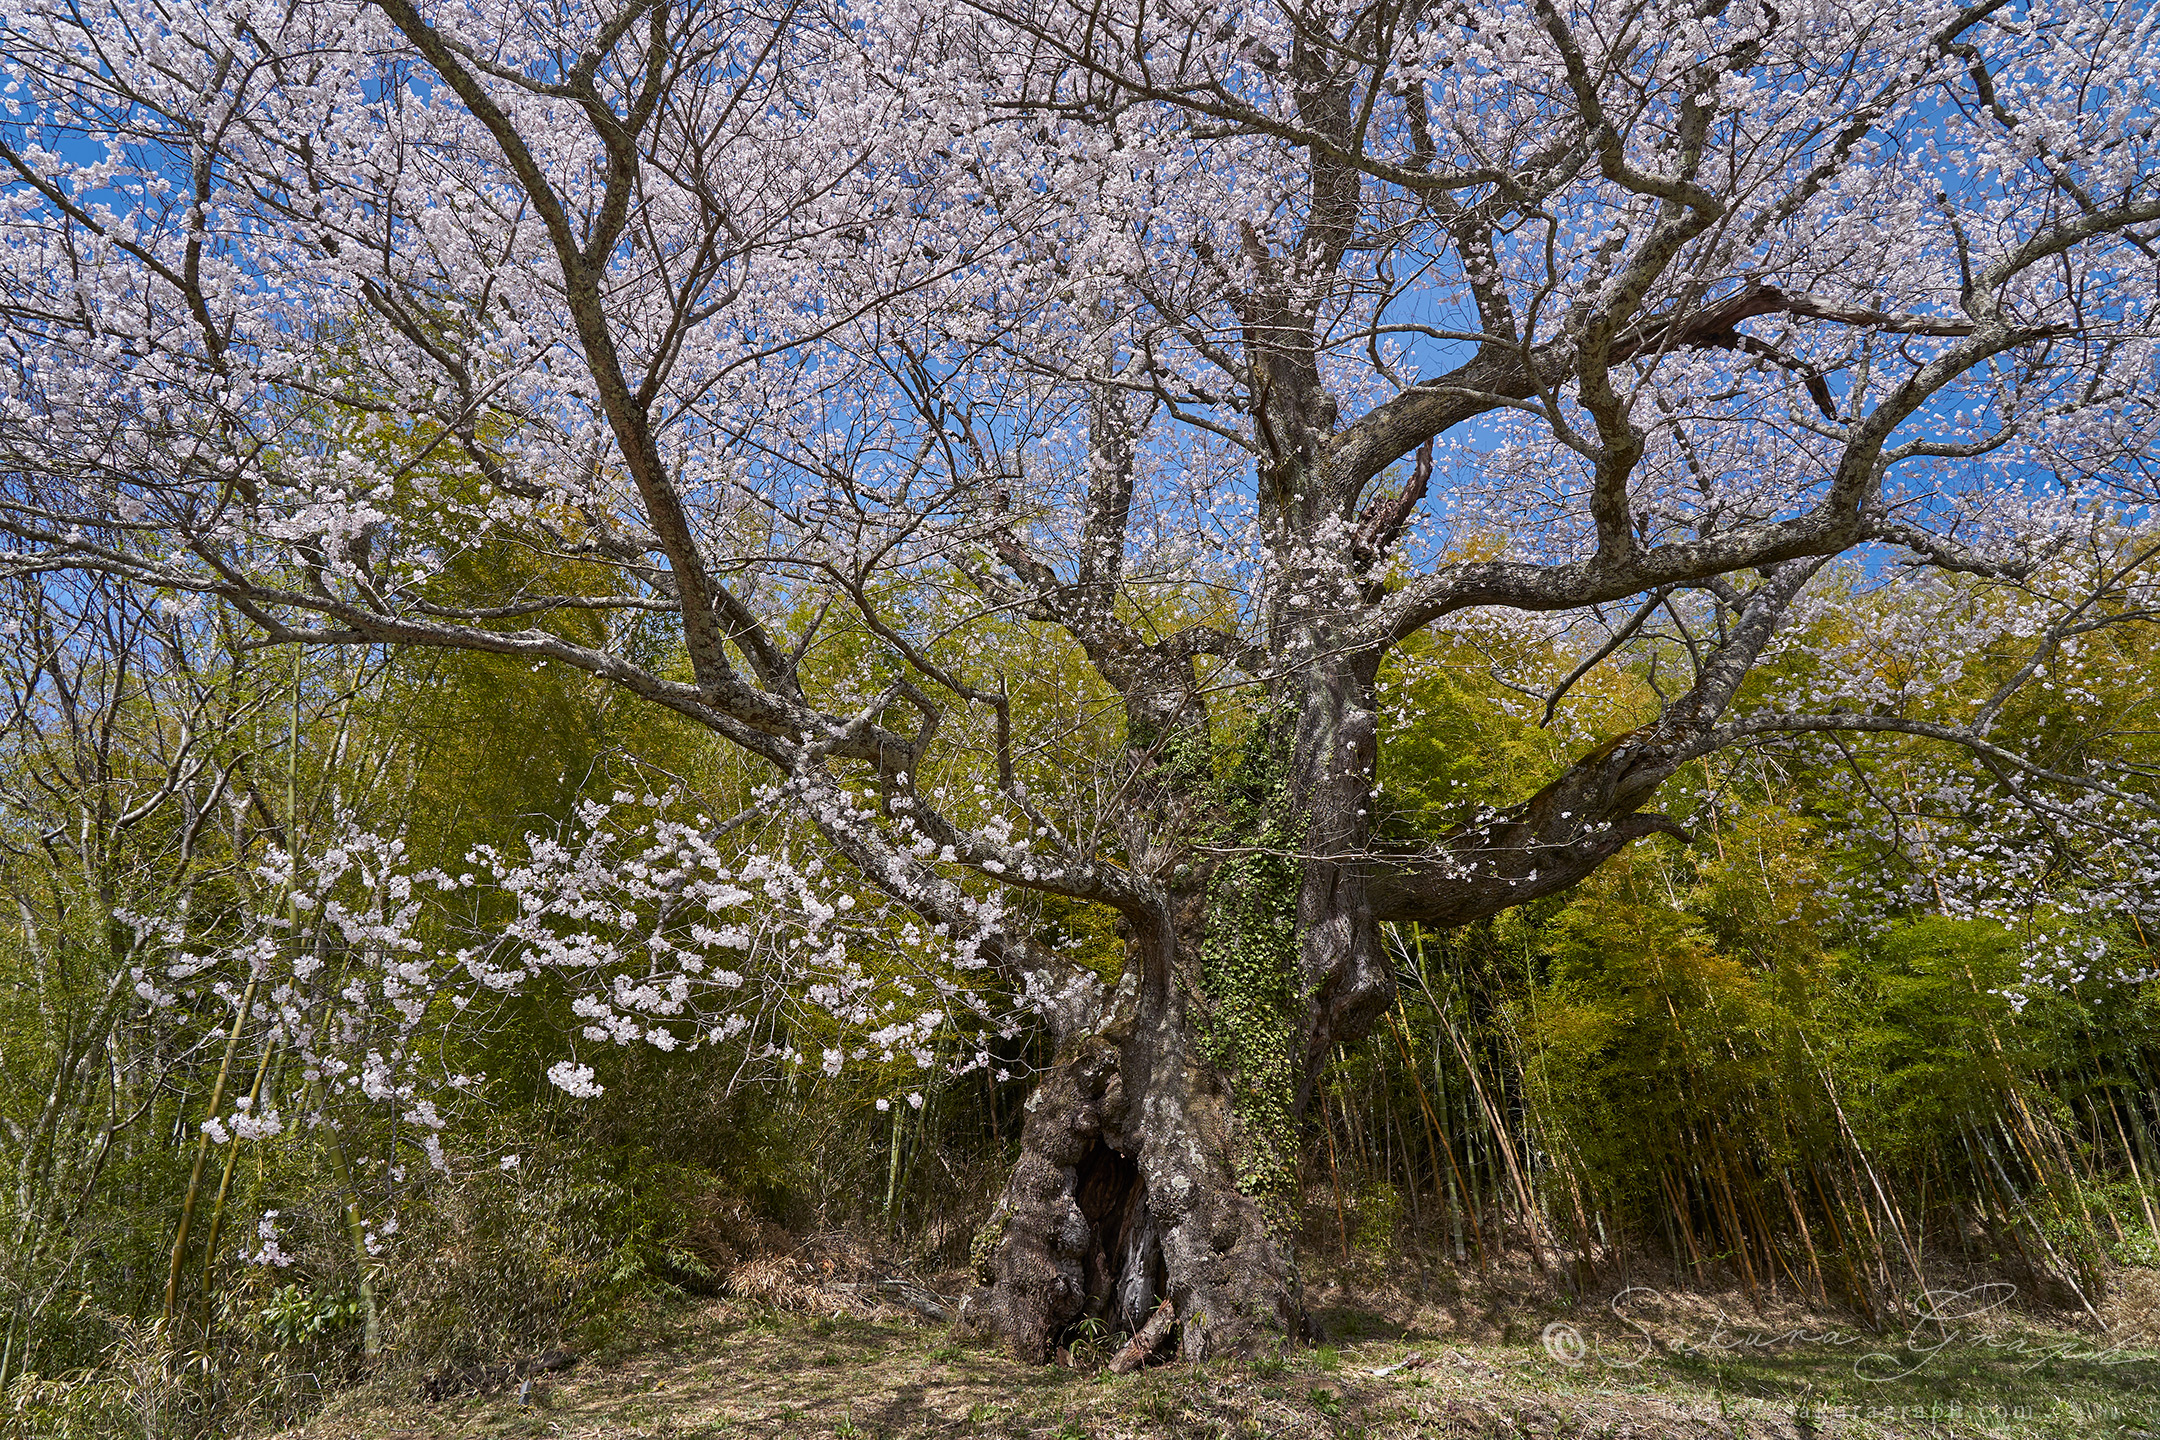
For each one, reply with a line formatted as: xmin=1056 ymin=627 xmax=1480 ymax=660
xmin=275 ymin=1268 xmax=2160 ymax=1440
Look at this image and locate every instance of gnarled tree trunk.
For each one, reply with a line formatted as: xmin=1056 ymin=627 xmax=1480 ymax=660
xmin=967 ymin=658 xmax=1389 ymax=1363
xmin=960 ymin=587 xmax=1788 ymax=1362
xmin=965 ymin=902 xmax=1309 ymax=1364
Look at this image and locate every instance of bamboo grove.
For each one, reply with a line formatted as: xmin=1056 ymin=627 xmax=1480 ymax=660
xmin=2 ymin=533 xmax=2157 ymax=1434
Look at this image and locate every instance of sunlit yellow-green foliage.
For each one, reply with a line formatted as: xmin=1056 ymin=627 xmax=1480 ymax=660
xmin=1357 ymin=551 xmax=2160 ymax=1303
xmin=10 ymin=475 xmax=2160 ymax=1439
xmin=1377 ymin=628 xmax=1563 ymax=833
xmin=1827 ymin=918 xmax=2065 ymax=1155
xmin=1376 ymin=612 xmax=1685 ymax=837
xmin=1474 ymin=771 xmax=2159 ymax=1267
xmin=781 ymin=571 xmax=1138 ymax=984
xmin=1520 ymin=844 xmax=1792 ymax=1191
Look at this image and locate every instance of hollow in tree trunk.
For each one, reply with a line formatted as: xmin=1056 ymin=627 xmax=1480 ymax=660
xmin=967 ymin=669 xmax=1396 ymax=1363
xmin=965 ymin=900 xmax=1312 ymax=1364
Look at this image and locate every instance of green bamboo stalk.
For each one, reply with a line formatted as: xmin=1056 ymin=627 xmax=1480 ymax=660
xmin=161 ymin=969 xmax=262 ymax=1328
xmin=199 ymin=1037 xmax=279 ymax=1327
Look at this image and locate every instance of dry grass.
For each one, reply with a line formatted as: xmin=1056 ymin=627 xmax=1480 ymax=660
xmin=265 ymin=1253 xmax=2160 ymax=1440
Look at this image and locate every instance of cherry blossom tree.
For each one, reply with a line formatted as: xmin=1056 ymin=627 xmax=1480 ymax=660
xmin=4 ymin=0 xmax=2158 ymax=1360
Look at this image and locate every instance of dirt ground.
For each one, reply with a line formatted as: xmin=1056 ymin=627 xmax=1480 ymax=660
xmin=274 ymin=1256 xmax=2160 ymax=1440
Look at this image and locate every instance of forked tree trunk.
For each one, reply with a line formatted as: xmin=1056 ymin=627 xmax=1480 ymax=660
xmin=967 ymin=661 xmax=1385 ymax=1363
xmin=956 ymin=595 xmax=1707 ymax=1360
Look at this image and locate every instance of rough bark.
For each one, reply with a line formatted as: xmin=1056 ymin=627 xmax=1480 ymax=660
xmin=6 ymin=0 xmax=2140 ymax=1378
xmin=965 ymin=904 xmax=1305 ymax=1364
xmin=962 ymin=566 xmax=1823 ymax=1358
